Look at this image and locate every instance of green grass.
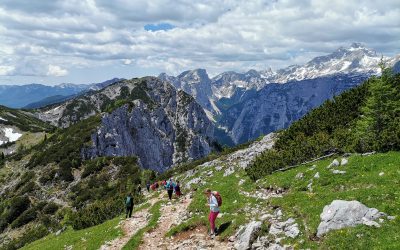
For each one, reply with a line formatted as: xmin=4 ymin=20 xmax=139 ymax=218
xmin=22 ymin=216 xmax=122 ymax=250
xmin=259 ymin=151 xmax=400 ymax=249
xmin=122 ymin=201 xmax=162 ymax=250
xmin=21 ymin=202 xmax=150 ymax=250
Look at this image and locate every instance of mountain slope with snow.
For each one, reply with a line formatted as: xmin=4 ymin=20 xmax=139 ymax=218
xmin=160 ymin=44 xmax=399 ymax=144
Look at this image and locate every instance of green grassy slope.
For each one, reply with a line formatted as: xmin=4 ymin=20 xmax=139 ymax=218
xmin=259 ymin=152 xmax=400 ymax=249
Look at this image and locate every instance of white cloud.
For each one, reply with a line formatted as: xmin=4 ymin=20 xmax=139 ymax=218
xmin=47 ymin=65 xmax=68 ymax=76
xmin=0 ymin=66 xmax=15 ymax=76
xmin=0 ymin=0 xmax=398 ymax=83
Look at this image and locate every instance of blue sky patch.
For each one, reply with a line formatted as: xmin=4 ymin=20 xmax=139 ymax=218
xmin=144 ymin=23 xmax=175 ymax=32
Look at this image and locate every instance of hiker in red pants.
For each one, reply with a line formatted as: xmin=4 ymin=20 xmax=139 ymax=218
xmin=204 ymin=189 xmax=221 ymax=238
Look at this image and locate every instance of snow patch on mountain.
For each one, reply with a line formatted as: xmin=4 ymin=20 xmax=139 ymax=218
xmin=0 ymin=127 xmax=22 ymax=145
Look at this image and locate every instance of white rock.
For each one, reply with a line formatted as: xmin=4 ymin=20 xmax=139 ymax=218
xmin=332 ymin=170 xmax=346 ymax=174
xmin=327 ymin=159 xmax=340 ymax=168
xmin=317 ymin=200 xmax=386 ymax=236
xmin=379 ymin=172 xmax=384 ymax=176
xmin=314 ymin=172 xmax=320 ymax=179
xmin=295 ymin=172 xmax=304 ymax=179
xmin=224 ymin=166 xmax=235 ymax=177
xmin=307 ymin=182 xmax=313 ymax=192
xmin=234 ymin=221 xmax=262 ymax=250
xmin=340 ymin=158 xmax=348 ymax=166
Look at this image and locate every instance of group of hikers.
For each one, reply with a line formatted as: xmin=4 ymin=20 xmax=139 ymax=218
xmin=125 ymin=179 xmax=222 ymax=239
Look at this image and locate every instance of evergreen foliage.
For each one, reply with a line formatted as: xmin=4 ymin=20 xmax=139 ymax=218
xmin=247 ymin=70 xmax=400 ymax=180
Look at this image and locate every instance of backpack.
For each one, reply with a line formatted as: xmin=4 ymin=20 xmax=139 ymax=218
xmin=167 ymin=181 xmax=174 ymax=190
xmin=125 ymin=196 xmax=133 ymax=206
xmin=212 ymin=191 xmax=222 ymax=207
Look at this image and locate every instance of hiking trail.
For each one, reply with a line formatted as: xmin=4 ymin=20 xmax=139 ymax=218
xmin=100 ymin=191 xmax=233 ymax=250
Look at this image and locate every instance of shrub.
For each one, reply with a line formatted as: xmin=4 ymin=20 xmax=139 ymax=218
xmin=3 ymin=196 xmax=31 ymax=225
xmin=42 ymin=202 xmax=59 ymax=215
xmin=11 ymin=207 xmax=37 ymax=228
xmin=69 ymin=198 xmax=124 ymax=230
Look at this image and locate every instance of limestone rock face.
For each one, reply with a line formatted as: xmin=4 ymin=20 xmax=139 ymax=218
xmin=317 ymin=200 xmax=386 ymax=237
xmin=47 ymin=77 xmax=216 ymax=172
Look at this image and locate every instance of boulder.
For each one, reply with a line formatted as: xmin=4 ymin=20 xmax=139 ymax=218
xmin=327 ymin=159 xmax=339 ymax=168
xmin=317 ymin=200 xmax=386 ymax=237
xmin=340 ymin=158 xmax=348 ymax=166
xmin=314 ymin=172 xmax=320 ymax=179
xmin=234 ymin=221 xmax=262 ymax=250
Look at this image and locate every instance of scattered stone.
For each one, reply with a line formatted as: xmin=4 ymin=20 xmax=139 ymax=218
xmin=379 ymin=172 xmax=384 ymax=176
xmin=274 ymin=209 xmax=283 ymax=218
xmin=314 ymin=172 xmax=320 ymax=179
xmin=186 ymin=169 xmax=196 ymax=178
xmin=327 ymin=159 xmax=339 ymax=168
xmin=207 ymin=170 xmax=213 ymax=176
xmin=285 ymin=222 xmax=300 ymax=238
xmin=267 ymin=243 xmax=285 ymax=250
xmin=317 ymin=200 xmax=386 ymax=236
xmin=215 ymin=165 xmax=223 ymax=171
xmin=362 ymin=151 xmax=376 ymax=156
xmin=260 ymin=214 xmax=273 ymax=222
xmin=239 ymin=179 xmax=245 ymax=185
xmin=340 ymin=158 xmax=348 ymax=166
xmin=224 ymin=166 xmax=235 ymax=177
xmin=332 ymin=170 xmax=346 ymax=174
xmin=185 ymin=177 xmax=202 ymax=189
xmin=234 ymin=221 xmax=262 ymax=250
xmin=387 ymin=216 xmax=396 ymax=220
xmin=307 ymin=182 xmax=313 ymax=192
xmin=295 ymin=172 xmax=304 ymax=179
xmin=308 ymin=165 xmax=317 ymax=171
xmin=362 ymin=218 xmax=380 ymax=228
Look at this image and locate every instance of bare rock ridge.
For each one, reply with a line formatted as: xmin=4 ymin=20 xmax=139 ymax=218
xmin=38 ymin=77 xmax=215 ymax=172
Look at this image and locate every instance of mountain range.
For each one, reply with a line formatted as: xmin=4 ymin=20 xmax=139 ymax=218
xmin=0 ymin=78 xmax=122 ymax=109
xmin=160 ymin=43 xmax=400 ymax=144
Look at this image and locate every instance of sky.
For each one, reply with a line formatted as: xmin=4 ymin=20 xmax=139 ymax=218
xmin=0 ymin=0 xmax=399 ymax=85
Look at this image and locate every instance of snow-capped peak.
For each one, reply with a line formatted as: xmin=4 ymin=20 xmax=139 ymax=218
xmin=274 ymin=43 xmax=385 ymax=82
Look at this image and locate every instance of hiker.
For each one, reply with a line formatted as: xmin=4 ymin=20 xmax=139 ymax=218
xmin=146 ymin=181 xmax=151 ymax=192
xmin=137 ymin=184 xmax=142 ymax=194
xmin=125 ymin=193 xmax=134 ymax=218
xmin=166 ymin=178 xmax=175 ymax=200
xmin=175 ymin=180 xmax=182 ymax=197
xmin=205 ymin=189 xmax=220 ymax=237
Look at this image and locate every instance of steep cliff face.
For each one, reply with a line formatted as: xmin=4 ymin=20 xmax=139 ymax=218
xmin=219 ymin=74 xmax=368 ymax=144
xmin=39 ymin=77 xmax=215 ymax=172
xmin=159 ymin=44 xmax=399 ymax=145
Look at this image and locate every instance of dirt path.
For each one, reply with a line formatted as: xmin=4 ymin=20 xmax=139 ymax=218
xmin=99 ymin=193 xmax=158 ymax=250
xmin=138 ymin=192 xmax=233 ymax=250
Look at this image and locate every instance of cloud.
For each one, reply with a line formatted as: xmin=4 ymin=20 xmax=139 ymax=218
xmin=47 ymin=65 xmax=68 ymax=76
xmin=0 ymin=0 xmax=399 ymax=82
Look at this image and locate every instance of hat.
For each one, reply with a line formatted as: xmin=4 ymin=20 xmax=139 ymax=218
xmin=204 ymin=188 xmax=211 ymax=194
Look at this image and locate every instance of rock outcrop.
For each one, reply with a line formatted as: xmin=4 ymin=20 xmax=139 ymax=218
xmin=79 ymin=77 xmax=214 ymax=172
xmin=317 ymin=200 xmax=386 ymax=237
xmin=234 ymin=221 xmax=262 ymax=250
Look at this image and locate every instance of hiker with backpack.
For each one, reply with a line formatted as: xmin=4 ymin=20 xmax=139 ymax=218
xmin=146 ymin=181 xmax=151 ymax=192
xmin=204 ymin=189 xmax=221 ymax=238
xmin=175 ymin=180 xmax=182 ymax=197
xmin=125 ymin=193 xmax=134 ymax=218
xmin=166 ymin=178 xmax=175 ymax=200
